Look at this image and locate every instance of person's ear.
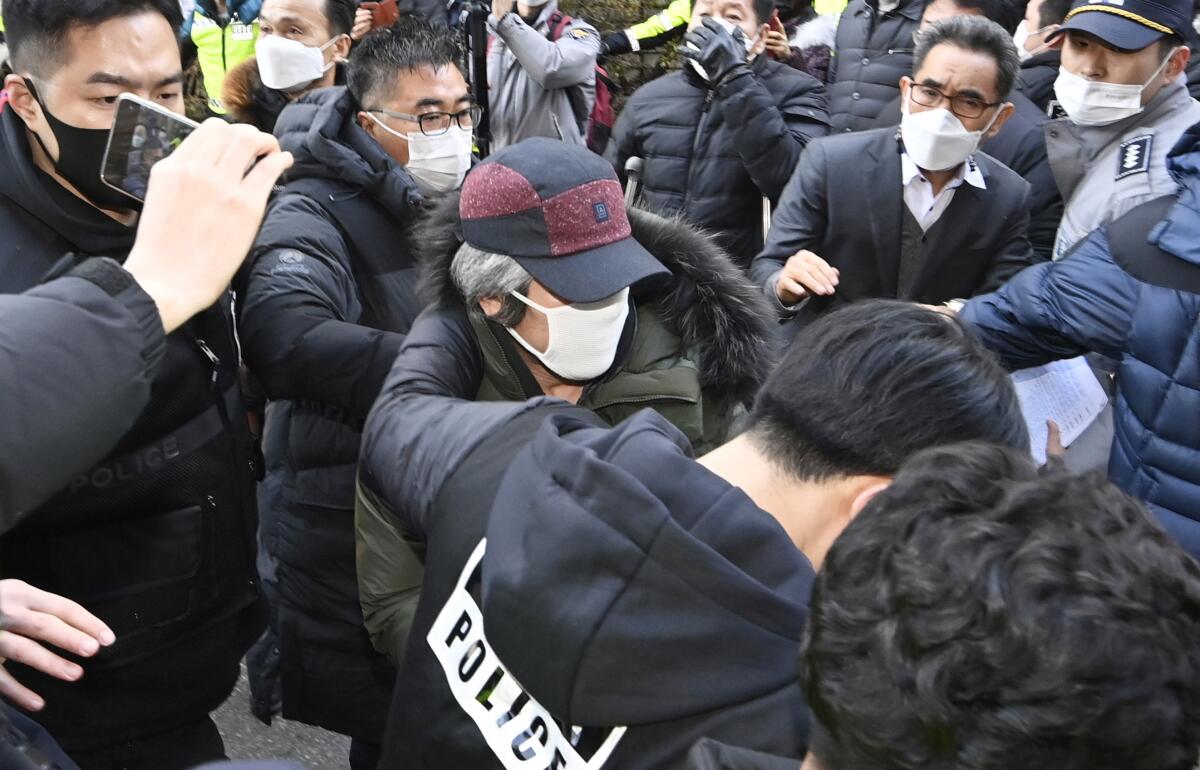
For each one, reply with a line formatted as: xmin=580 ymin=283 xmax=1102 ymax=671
xmin=1166 ymin=45 xmax=1191 ymax=80
xmin=332 ymin=32 xmax=353 ymax=63
xmin=358 ymin=110 xmax=377 ymax=136
xmin=478 ymin=296 xmax=504 ymax=318
xmin=3 ymin=74 xmax=41 ymax=126
xmin=987 ymin=102 xmax=1015 ymax=137
xmin=847 ymin=478 xmax=890 ymax=522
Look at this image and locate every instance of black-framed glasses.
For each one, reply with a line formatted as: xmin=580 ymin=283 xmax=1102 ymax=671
xmin=909 ymin=84 xmax=999 ymax=119
xmin=367 ymin=105 xmax=481 ymax=136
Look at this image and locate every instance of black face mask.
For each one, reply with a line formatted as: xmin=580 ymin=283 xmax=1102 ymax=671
xmin=24 ymin=79 xmax=141 ymax=212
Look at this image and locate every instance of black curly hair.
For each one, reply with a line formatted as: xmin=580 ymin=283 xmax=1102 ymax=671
xmin=800 ymin=442 xmax=1200 ymax=770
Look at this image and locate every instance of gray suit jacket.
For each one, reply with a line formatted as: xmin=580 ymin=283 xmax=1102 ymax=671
xmin=751 ymin=127 xmax=1035 ymax=325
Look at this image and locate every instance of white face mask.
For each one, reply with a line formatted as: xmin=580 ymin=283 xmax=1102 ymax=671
xmin=1053 ymin=47 xmax=1179 ymax=127
xmin=506 ymin=287 xmax=630 ymax=382
xmin=686 ymin=16 xmax=755 ymax=82
xmin=900 ymin=95 xmax=998 ymax=171
xmin=256 ymin=34 xmax=338 ymax=92
xmin=368 ymin=115 xmax=474 ymax=193
xmin=1013 ymin=21 xmax=1058 ymax=62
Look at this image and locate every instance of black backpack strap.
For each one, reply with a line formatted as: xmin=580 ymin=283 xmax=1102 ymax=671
xmin=1108 ymin=195 xmax=1200 ymax=294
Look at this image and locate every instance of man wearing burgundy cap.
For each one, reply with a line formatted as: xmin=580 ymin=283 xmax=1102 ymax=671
xmin=353 ymin=137 xmax=774 ymax=674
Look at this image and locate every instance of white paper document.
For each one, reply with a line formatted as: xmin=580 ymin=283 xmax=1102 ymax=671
xmin=1011 ymin=357 xmax=1109 ymax=466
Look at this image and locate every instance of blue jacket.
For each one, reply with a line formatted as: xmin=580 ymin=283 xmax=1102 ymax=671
xmin=962 ymin=123 xmax=1200 ymax=557
xmin=183 ymin=0 xmax=263 ymax=36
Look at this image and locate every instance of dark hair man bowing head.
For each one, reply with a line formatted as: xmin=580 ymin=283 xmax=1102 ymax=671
xmin=0 ymin=1 xmax=266 ymax=768
xmin=752 ymin=15 xmax=1034 ymax=331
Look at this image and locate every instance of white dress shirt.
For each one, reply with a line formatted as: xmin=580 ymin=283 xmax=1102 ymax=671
xmin=901 ymin=152 xmax=987 ymax=231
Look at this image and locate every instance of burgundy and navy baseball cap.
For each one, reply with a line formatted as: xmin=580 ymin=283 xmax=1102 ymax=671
xmin=459 ymin=138 xmax=669 ymax=304
xmin=1049 ymin=0 xmax=1193 ymax=51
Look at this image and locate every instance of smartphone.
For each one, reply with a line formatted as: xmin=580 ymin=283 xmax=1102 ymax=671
xmin=361 ymin=0 xmax=399 ymax=29
xmin=100 ymin=93 xmax=199 ymax=203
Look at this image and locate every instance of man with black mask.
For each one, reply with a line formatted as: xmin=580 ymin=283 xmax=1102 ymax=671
xmin=0 ymin=1 xmax=264 ymax=767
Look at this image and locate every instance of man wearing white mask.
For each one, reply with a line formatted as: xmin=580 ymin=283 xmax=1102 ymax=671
xmin=486 ymin=0 xmax=600 ymax=149
xmin=610 ymin=0 xmax=830 ymax=269
xmin=221 ymin=0 xmax=355 ymax=132
xmin=354 ymin=136 xmax=775 ymax=711
xmin=1014 ymin=0 xmax=1070 ymax=112
xmin=1042 ymin=0 xmax=1200 ymax=260
xmin=752 ymin=15 xmax=1034 ymax=330
xmin=233 ymin=18 xmax=471 ymax=770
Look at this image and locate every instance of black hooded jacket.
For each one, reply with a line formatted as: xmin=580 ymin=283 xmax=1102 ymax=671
xmin=359 ymin=327 xmax=816 ymax=768
xmin=234 ymin=86 xmax=425 ymax=739
xmin=0 ymin=107 xmax=261 ymax=749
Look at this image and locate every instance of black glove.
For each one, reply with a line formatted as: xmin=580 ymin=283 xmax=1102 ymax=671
xmin=601 ymin=30 xmax=633 ymax=56
xmin=680 ymin=17 xmax=751 ymax=89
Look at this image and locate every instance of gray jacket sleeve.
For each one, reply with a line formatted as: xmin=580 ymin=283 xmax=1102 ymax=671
xmin=492 ymin=12 xmax=600 ymax=90
xmin=0 ymin=259 xmax=165 ymax=527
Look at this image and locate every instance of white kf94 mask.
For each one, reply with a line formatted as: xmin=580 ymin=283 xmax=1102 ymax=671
xmin=506 ymin=287 xmax=631 ymax=382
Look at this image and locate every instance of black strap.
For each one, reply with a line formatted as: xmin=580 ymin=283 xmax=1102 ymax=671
xmin=60 ymin=385 xmax=241 ymax=495
xmin=1108 ymin=195 xmax=1200 ymax=294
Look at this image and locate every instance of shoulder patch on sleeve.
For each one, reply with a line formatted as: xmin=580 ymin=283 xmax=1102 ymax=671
xmin=1116 ymin=134 xmax=1153 ymax=180
xmin=570 ymin=27 xmax=592 ymax=38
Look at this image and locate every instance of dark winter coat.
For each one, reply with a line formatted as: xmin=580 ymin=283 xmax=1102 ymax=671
xmin=355 ymin=198 xmax=776 ymax=665
xmin=609 ymin=54 xmax=829 ymax=268
xmin=962 ymin=122 xmax=1200 ymax=559
xmin=358 ymin=346 xmax=816 ymax=769
xmin=235 ymin=86 xmax=424 ymax=739
xmin=871 ymin=90 xmax=1062 ymax=259
xmin=0 ymin=106 xmax=262 ymax=752
xmin=1016 ymin=50 xmax=1061 ymax=115
xmin=827 ymin=0 xmax=927 ymax=133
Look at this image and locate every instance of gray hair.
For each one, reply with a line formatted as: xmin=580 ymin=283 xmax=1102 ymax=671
xmin=449 ymin=242 xmax=533 ymax=327
xmin=913 ymin=15 xmax=1020 ymax=101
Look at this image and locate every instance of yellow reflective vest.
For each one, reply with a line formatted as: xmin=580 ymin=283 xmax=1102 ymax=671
xmin=190 ymin=11 xmax=258 ymax=115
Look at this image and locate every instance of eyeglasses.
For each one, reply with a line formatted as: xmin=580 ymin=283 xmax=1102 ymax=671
xmin=909 ymin=83 xmax=1000 ymax=119
xmin=367 ymin=105 xmax=481 ymax=136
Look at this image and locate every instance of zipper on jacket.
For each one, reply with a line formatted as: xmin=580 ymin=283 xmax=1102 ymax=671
xmin=587 ymin=392 xmax=699 ymax=411
xmin=195 ymin=337 xmax=221 ymax=387
xmin=684 ymin=89 xmax=716 ymax=210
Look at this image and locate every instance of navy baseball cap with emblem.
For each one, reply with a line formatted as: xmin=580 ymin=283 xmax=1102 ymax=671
xmin=458 ymin=138 xmax=669 ymax=304
xmin=1049 ymin=0 xmax=1193 ymax=51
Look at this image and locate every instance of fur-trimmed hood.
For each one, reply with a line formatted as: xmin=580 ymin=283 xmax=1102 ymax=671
xmin=417 ymin=191 xmax=773 ymax=406
xmin=221 ymin=57 xmax=291 ymax=133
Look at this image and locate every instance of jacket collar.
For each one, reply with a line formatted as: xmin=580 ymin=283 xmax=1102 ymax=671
xmin=1051 ymin=76 xmax=1194 ymax=161
xmin=0 ymin=107 xmax=135 ymax=265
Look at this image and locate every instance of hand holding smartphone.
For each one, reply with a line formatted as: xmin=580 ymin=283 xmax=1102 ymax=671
xmin=100 ymin=94 xmax=199 ymax=204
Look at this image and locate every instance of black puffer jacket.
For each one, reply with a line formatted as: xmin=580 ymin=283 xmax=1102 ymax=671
xmin=827 ymin=0 xmax=926 ymax=133
xmin=0 ymin=108 xmax=262 ymax=752
xmin=609 ymin=55 xmax=829 ymax=269
xmin=235 ymin=86 xmax=425 ymax=740
xmin=1016 ymin=50 xmax=1061 ymax=115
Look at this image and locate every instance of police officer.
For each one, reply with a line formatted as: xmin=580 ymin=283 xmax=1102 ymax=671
xmin=1044 ymin=0 xmax=1200 ymax=259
